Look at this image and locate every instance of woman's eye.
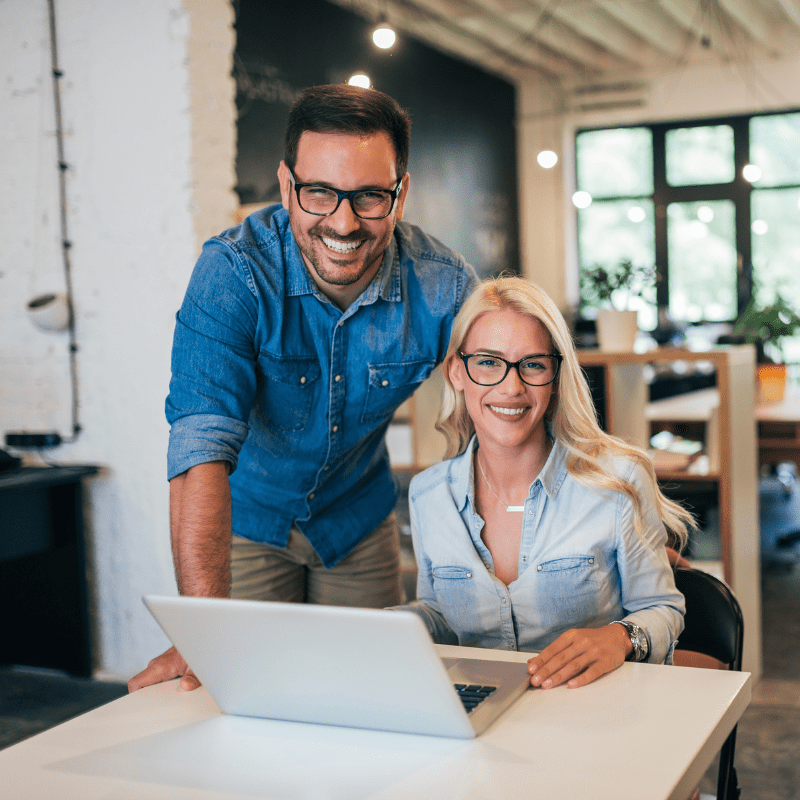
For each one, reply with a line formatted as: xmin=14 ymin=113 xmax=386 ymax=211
xmin=523 ymin=360 xmax=546 ymax=371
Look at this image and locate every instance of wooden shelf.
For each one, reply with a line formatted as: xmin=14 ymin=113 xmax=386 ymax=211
xmin=654 ymin=471 xmax=722 ymax=482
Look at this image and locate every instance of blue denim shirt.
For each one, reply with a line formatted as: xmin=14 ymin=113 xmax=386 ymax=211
xmin=166 ymin=205 xmax=476 ymax=567
xmin=397 ymin=436 xmax=685 ymax=663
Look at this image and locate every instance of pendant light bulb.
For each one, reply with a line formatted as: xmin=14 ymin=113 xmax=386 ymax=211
xmin=373 ymin=23 xmax=396 ymax=49
xmin=348 ymin=73 xmax=371 ymax=89
xmin=537 ymin=150 xmax=558 ymax=169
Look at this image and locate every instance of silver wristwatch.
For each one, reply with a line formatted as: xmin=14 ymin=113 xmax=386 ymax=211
xmin=611 ymin=620 xmax=650 ymax=662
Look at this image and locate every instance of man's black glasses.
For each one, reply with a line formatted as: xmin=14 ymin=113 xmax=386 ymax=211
xmin=288 ymin=169 xmax=403 ymax=220
xmin=458 ymin=352 xmax=563 ymax=387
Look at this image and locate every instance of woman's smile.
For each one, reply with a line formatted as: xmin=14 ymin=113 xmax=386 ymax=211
xmin=487 ymin=404 xmax=528 ymax=417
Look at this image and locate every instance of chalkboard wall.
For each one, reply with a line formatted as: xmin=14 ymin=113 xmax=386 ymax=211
xmin=233 ymin=0 xmax=519 ymax=278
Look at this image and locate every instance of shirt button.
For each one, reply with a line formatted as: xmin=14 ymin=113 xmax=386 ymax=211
xmin=381 ymin=379 xmax=389 ymax=387
xmin=537 ymin=565 xmax=543 ymax=571
xmin=528 ymin=510 xmax=534 ymax=515
xmin=589 ymin=558 xmax=594 ymax=564
xmin=308 ymin=492 xmax=315 ymax=500
xmin=334 ymin=374 xmax=341 ymax=382
xmin=467 ymin=572 xmax=472 ymax=578
xmin=300 ymin=376 xmax=306 ymax=384
xmin=323 ymin=465 xmax=330 ymax=471
xmin=522 ymin=556 xmax=527 ymax=562
xmin=332 ymin=425 xmax=338 ymax=433
xmin=502 ymin=598 xmax=507 ymax=604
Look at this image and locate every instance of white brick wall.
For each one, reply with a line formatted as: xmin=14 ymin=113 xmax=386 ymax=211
xmin=0 ymin=0 xmax=237 ymax=680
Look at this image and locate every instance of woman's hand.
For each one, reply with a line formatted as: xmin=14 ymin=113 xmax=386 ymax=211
xmin=527 ymin=624 xmax=632 ymax=689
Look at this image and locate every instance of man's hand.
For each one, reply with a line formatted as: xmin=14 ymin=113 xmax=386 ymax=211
xmin=128 ymin=646 xmax=200 ymax=693
xmin=526 ymin=624 xmax=632 ymax=690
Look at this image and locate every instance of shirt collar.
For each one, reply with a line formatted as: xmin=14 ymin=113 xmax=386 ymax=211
xmin=451 ymin=431 xmax=570 ymax=512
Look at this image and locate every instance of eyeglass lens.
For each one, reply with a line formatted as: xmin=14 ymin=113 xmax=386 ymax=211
xmin=465 ymin=354 xmax=559 ymax=386
xmin=298 ymin=186 xmax=394 ymax=219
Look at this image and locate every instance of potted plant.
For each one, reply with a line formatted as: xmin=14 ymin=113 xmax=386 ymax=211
xmin=733 ymin=293 xmax=800 ymax=403
xmin=580 ymin=261 xmax=656 ymax=351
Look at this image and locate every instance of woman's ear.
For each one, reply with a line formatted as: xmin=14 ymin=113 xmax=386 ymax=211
xmin=447 ymin=353 xmax=466 ymax=392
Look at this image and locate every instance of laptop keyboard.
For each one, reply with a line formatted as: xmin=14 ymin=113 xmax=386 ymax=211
xmin=453 ymin=684 xmax=497 ymax=713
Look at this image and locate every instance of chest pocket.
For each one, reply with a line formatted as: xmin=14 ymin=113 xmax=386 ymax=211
xmin=257 ymin=352 xmax=321 ymax=431
xmin=361 ymin=359 xmax=436 ymax=423
xmin=534 ymin=555 xmax=603 ymax=621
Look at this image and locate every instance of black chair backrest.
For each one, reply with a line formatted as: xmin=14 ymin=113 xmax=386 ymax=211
xmin=673 ymin=566 xmax=744 ymax=800
xmin=673 ymin=567 xmax=744 ymax=671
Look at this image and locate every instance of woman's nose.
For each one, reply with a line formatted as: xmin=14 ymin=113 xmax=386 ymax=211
xmin=499 ymin=365 xmax=526 ymax=393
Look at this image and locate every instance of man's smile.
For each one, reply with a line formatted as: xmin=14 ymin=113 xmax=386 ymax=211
xmin=321 ymin=236 xmax=365 ymax=254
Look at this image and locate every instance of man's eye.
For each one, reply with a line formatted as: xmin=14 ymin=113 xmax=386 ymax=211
xmin=305 ymin=186 xmax=333 ymax=197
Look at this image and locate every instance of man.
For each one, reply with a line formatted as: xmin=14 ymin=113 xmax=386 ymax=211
xmin=129 ymin=84 xmax=477 ymax=692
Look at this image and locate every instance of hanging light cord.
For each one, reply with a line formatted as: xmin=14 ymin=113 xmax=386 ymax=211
xmin=47 ymin=0 xmax=81 ymax=442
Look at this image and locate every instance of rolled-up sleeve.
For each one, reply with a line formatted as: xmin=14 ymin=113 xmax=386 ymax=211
xmin=165 ymin=241 xmax=259 ymax=480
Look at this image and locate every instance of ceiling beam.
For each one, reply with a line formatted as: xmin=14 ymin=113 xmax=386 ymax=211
xmin=592 ymin=0 xmax=697 ymax=56
xmin=454 ymin=0 xmax=635 ymax=73
xmin=718 ymin=0 xmax=780 ymax=53
xmin=775 ymin=0 xmax=800 ymax=29
xmin=327 ymin=0 xmax=567 ymax=79
xmin=535 ymin=0 xmax=668 ymax=66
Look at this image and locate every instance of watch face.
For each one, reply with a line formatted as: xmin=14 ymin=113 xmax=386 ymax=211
xmin=630 ymin=625 xmax=648 ymax=661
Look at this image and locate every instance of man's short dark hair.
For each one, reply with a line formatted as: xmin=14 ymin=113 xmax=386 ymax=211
xmin=285 ymin=84 xmax=411 ymax=178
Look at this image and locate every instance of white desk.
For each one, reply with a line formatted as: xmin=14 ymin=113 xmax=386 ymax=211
xmin=1 ymin=645 xmax=751 ymax=800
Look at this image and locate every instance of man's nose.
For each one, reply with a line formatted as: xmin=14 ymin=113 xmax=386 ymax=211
xmin=326 ymin=197 xmax=361 ymax=235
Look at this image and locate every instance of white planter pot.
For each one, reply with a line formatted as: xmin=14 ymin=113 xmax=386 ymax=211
xmin=595 ymin=309 xmax=638 ymax=351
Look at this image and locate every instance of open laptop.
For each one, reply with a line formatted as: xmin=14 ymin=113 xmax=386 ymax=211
xmin=143 ymin=595 xmax=530 ymax=739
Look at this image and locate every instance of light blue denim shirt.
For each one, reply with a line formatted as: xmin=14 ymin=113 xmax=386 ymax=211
xmin=166 ymin=205 xmax=476 ymax=567
xmin=398 ymin=436 xmax=685 ymax=663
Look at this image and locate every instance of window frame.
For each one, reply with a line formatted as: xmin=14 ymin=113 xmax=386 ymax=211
xmin=575 ymin=110 xmax=800 ymax=323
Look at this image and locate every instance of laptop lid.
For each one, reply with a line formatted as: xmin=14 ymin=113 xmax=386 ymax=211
xmin=143 ymin=595 xmax=529 ymax=739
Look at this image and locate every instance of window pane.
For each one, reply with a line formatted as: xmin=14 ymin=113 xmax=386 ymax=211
xmin=750 ymin=113 xmax=800 ymax=187
xmin=667 ymin=201 xmax=737 ymax=321
xmin=576 ymin=128 xmax=653 ymax=198
xmin=752 ymin=187 xmax=800 ymax=309
xmin=666 ymin=125 xmax=735 ymax=186
xmin=578 ymin=199 xmax=656 ymax=329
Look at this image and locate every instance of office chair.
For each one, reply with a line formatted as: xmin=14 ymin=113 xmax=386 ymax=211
xmin=673 ymin=567 xmax=744 ymax=800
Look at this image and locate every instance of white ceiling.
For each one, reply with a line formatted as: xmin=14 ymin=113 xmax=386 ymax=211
xmin=330 ymin=0 xmax=800 ymax=89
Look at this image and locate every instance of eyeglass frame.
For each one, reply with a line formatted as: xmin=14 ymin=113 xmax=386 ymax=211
xmin=457 ymin=351 xmax=563 ymax=387
xmin=287 ymin=168 xmax=404 ymax=220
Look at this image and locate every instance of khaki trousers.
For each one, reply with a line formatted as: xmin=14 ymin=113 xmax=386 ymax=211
xmin=230 ymin=512 xmax=403 ymax=607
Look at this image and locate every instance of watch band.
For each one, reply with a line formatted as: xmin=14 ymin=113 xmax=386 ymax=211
xmin=611 ymin=620 xmax=650 ymax=662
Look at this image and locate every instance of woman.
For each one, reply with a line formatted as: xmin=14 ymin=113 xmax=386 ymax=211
xmin=397 ymin=276 xmax=693 ymax=689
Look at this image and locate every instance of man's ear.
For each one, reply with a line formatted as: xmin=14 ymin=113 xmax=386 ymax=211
xmin=277 ymin=161 xmax=292 ymax=210
xmin=394 ymin=172 xmax=411 ymax=221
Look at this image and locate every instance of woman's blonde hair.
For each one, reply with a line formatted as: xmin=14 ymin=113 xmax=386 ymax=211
xmin=437 ymin=275 xmax=693 ymax=550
